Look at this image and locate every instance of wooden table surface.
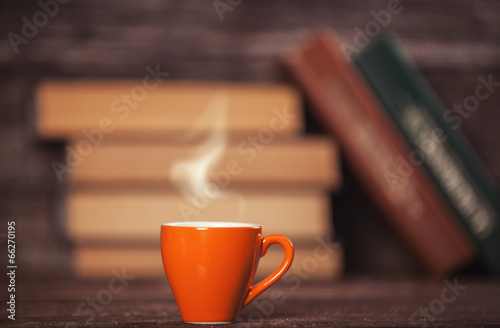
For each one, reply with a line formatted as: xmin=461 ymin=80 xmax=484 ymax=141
xmin=7 ymin=277 xmax=500 ymax=327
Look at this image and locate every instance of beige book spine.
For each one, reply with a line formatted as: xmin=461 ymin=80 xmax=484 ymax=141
xmin=74 ymin=244 xmax=343 ymax=280
xmin=36 ymin=81 xmax=302 ymax=138
xmin=68 ymin=138 xmax=340 ymax=189
xmin=68 ymin=190 xmax=332 ymax=244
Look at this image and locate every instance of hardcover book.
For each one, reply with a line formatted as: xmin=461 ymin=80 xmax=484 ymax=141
xmin=68 ymin=189 xmax=333 ymax=244
xmin=36 ymin=81 xmax=303 ymax=138
xmin=68 ymin=138 xmax=340 ymax=189
xmin=285 ymin=29 xmax=475 ymax=276
xmin=354 ymin=33 xmax=500 ymax=274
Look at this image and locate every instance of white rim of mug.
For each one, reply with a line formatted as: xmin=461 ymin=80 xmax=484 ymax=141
xmin=161 ymin=221 xmax=260 ymax=228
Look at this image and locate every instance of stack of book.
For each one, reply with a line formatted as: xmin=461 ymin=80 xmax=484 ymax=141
xmin=285 ymin=29 xmax=500 ymax=276
xmin=35 ymin=81 xmax=343 ymax=279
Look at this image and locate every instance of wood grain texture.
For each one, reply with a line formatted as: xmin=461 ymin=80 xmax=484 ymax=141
xmin=9 ymin=278 xmax=500 ymax=327
xmin=1 ymin=0 xmax=500 ymax=78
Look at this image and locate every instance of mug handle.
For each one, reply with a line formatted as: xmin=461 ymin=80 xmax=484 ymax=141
xmin=243 ymin=234 xmax=294 ymax=307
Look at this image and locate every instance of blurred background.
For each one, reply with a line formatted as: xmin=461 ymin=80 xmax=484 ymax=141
xmin=1 ymin=0 xmax=499 ymax=280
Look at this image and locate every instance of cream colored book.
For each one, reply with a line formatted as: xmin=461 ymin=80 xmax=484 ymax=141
xmin=74 ymin=243 xmax=343 ymax=280
xmin=68 ymin=189 xmax=332 ymax=244
xmin=67 ymin=138 xmax=340 ymax=189
xmin=36 ymin=80 xmax=302 ymax=139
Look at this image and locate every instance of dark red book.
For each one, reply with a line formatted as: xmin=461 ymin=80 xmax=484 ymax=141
xmin=285 ymin=29 xmax=475 ymax=276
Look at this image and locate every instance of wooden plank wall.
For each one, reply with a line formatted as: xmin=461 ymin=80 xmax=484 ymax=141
xmin=0 ymin=0 xmax=499 ymax=277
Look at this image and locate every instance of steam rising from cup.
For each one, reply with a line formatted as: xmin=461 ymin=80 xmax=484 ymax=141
xmin=170 ymin=94 xmax=245 ymax=221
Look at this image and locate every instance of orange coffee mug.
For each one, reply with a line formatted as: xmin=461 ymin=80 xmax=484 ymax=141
xmin=161 ymin=221 xmax=294 ymax=324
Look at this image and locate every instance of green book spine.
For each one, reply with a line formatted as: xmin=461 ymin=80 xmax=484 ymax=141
xmin=354 ymin=33 xmax=500 ymax=274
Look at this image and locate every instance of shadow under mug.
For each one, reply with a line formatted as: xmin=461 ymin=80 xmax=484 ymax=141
xmin=160 ymin=221 xmax=294 ymax=324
